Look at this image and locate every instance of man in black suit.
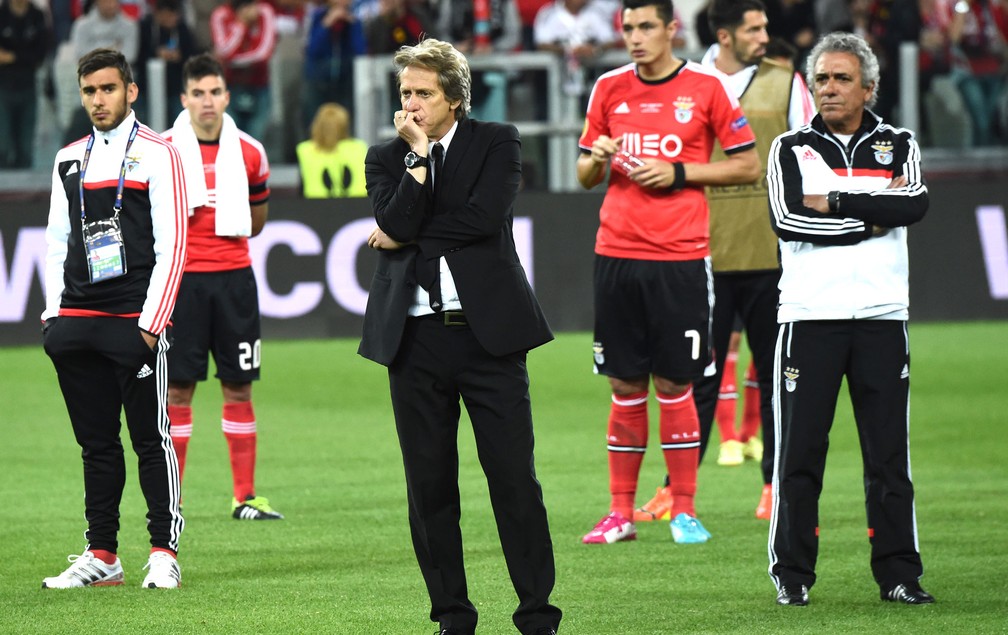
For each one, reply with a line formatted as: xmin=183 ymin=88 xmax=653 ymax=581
xmin=358 ymin=38 xmax=562 ymax=635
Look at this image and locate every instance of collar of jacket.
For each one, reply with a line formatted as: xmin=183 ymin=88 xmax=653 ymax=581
xmin=810 ymin=108 xmax=882 ymax=142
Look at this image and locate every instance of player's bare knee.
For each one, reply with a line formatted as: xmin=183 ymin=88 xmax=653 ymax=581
xmin=652 ymin=376 xmax=691 ymax=396
xmin=221 ymin=381 xmax=252 ymax=403
xmin=608 ymin=376 xmax=649 ymax=396
xmin=167 ymin=382 xmax=196 ymax=406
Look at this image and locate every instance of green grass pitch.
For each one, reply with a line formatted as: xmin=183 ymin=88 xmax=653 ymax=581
xmin=1 ymin=322 xmax=1006 ymax=633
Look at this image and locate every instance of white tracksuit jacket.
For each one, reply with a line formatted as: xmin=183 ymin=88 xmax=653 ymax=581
xmin=766 ymin=110 xmax=929 ymax=323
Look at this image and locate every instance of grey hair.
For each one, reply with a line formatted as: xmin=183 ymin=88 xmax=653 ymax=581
xmin=393 ymin=38 xmax=471 ymax=120
xmin=805 ymin=31 xmax=880 ymax=108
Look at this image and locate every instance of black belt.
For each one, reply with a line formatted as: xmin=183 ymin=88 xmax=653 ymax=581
xmin=415 ymin=311 xmax=467 ymax=326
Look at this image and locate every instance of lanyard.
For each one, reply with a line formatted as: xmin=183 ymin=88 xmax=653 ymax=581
xmin=79 ymin=120 xmax=140 ymax=222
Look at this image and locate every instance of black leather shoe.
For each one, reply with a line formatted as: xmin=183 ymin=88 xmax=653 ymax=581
xmin=776 ymin=584 xmax=809 ymax=606
xmin=881 ymin=582 xmax=935 ymax=604
xmin=534 ymin=629 xmax=557 ymax=635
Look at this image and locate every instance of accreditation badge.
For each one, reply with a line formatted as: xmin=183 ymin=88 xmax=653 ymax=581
xmin=83 ymin=215 xmax=127 ymax=283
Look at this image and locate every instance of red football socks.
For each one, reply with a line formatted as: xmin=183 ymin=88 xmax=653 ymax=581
xmin=739 ymin=361 xmax=761 ymax=442
xmin=222 ymin=401 xmax=257 ymax=501
xmin=657 ymin=388 xmax=700 ymax=517
xmin=167 ymin=404 xmax=192 ymax=482
xmin=89 ymin=549 xmax=117 ymax=565
xmin=715 ymin=351 xmax=740 ymax=442
xmin=606 ymin=391 xmax=649 ymax=519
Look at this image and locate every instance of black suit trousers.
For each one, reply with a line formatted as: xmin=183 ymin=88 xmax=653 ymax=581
xmin=388 ymin=317 xmax=561 ymax=635
xmin=43 ymin=316 xmax=183 ymax=554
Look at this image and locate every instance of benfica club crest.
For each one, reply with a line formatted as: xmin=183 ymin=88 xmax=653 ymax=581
xmin=872 ymin=140 xmax=894 ymax=165
xmin=673 ymin=97 xmax=695 ymax=124
xmin=593 ymin=341 xmax=605 ymax=366
xmin=784 ymin=367 xmax=799 ymax=393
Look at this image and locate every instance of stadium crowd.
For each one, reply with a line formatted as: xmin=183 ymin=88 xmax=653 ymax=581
xmin=2 ymin=0 xmax=1008 ymax=174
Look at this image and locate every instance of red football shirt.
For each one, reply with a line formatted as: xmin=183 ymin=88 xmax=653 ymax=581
xmin=579 ymin=61 xmax=756 ymax=260
xmin=163 ymin=132 xmax=270 ymax=272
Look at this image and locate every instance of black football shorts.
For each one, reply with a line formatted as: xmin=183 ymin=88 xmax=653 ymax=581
xmin=592 ymin=255 xmax=713 ymax=381
xmin=167 ymin=267 xmax=261 ymax=383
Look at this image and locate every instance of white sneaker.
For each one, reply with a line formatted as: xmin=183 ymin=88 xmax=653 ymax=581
xmin=141 ymin=551 xmax=181 ymax=589
xmin=42 ymin=551 xmax=124 ymax=588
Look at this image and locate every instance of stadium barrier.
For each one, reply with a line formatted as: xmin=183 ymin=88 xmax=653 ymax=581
xmin=1 ymin=179 xmax=1005 ymax=346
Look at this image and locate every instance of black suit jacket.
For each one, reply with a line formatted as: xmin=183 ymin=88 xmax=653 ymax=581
xmin=358 ymin=118 xmax=553 ymax=366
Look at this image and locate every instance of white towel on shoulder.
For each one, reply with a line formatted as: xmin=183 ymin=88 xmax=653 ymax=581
xmin=169 ymin=110 xmax=251 ymax=237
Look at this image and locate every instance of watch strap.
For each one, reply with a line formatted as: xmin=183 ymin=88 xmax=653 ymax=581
xmin=405 ymin=151 xmax=429 ymax=169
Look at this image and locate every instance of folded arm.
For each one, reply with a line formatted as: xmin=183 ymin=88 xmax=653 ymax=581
xmin=768 ymin=136 xmax=873 ymax=245
xmin=365 ymin=144 xmax=432 ymax=244
xmin=830 ymin=136 xmax=928 ymax=229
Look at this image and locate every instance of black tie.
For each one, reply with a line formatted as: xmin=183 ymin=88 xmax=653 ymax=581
xmin=424 ymin=143 xmax=445 ymax=312
xmin=430 ymin=142 xmax=445 ymax=199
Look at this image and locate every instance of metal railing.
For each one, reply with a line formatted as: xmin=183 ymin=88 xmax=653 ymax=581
xmin=354 ymin=51 xmax=593 ymax=191
xmin=15 ymin=43 xmax=1000 ymax=197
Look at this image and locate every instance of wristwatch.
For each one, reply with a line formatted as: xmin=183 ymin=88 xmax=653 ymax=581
xmin=827 ymin=190 xmax=840 ymax=213
xmin=404 ymin=151 xmax=429 ymax=169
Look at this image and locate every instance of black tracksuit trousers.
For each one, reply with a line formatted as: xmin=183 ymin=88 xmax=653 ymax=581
xmin=769 ymin=320 xmax=924 ymax=591
xmin=44 ymin=316 xmax=183 ymax=554
xmin=693 ymin=270 xmax=780 ymax=484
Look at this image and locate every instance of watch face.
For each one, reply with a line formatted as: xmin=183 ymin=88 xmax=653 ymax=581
xmin=405 ymin=152 xmax=426 ymax=168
